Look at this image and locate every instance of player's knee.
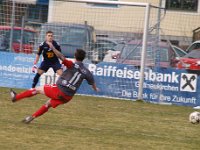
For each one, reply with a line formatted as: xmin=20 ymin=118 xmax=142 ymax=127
xmin=49 ymin=99 xmax=64 ymax=108
xmin=45 ymin=100 xmax=52 ymax=108
xmin=35 ymin=86 xmax=45 ymax=94
xmin=37 ymin=69 xmax=44 ymax=75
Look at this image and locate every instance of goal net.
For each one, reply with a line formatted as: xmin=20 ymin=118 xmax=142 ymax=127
xmin=2 ymin=0 xmax=198 ymax=106
xmin=43 ymin=0 xmax=163 ymax=100
xmin=0 ymin=0 xmax=164 ymax=101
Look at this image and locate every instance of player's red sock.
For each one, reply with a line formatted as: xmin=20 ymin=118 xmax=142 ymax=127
xmin=15 ymin=88 xmax=37 ymax=101
xmin=32 ymin=105 xmax=49 ymax=118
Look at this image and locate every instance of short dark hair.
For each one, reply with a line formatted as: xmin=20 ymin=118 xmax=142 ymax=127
xmin=75 ymin=49 xmax=86 ymax=61
xmin=46 ymin=30 xmax=53 ymax=35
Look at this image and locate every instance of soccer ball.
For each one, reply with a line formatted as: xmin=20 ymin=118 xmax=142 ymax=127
xmin=189 ymin=111 xmax=200 ymax=124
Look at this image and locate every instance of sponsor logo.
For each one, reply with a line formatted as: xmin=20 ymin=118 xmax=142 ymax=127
xmin=88 ymin=64 xmax=179 ymax=83
xmin=0 ymin=65 xmax=32 ymax=73
xmin=180 ymin=73 xmax=197 ymax=92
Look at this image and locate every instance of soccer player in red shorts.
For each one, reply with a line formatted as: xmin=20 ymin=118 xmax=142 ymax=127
xmin=10 ymin=44 xmax=99 ymax=124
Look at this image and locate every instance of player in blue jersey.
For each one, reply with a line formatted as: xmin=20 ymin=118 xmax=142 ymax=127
xmin=31 ymin=30 xmax=63 ymax=88
xmin=10 ymin=44 xmax=99 ymax=124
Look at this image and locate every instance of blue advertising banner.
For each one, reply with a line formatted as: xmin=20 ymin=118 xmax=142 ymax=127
xmin=0 ymin=52 xmax=36 ymax=89
xmin=78 ymin=62 xmax=200 ymax=107
xmin=0 ymin=51 xmax=199 ymax=107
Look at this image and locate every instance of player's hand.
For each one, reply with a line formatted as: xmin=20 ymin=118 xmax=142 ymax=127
xmin=32 ymin=65 xmax=37 ymax=73
xmin=95 ymin=87 xmax=100 ymax=92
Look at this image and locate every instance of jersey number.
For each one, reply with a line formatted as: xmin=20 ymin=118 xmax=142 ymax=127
xmin=46 ymin=52 xmax=54 ymax=58
xmin=66 ymin=72 xmax=81 ymax=90
xmin=69 ymin=72 xmax=81 ymax=85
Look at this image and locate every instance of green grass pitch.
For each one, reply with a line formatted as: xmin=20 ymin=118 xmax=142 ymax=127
xmin=0 ymin=87 xmax=199 ymax=150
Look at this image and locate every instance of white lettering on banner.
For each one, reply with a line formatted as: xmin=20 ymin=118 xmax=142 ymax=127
xmin=88 ymin=64 xmax=179 ymax=83
xmin=116 ymin=69 xmax=123 ymax=78
xmin=3 ymin=72 xmax=30 ymax=79
xmin=0 ymin=65 xmax=32 ymax=73
xmin=122 ymin=91 xmax=197 ymax=104
xmin=159 ymin=94 xmax=171 ymax=101
xmin=44 ymin=74 xmax=57 ymax=84
xmin=122 ymin=90 xmax=132 ymax=98
xmin=14 ymin=56 xmax=35 ymax=63
xmin=132 ymin=91 xmax=148 ymax=99
xmin=40 ymin=68 xmax=59 ymax=86
xmin=135 ymin=82 xmax=179 ymax=91
xmin=144 ymin=70 xmax=179 ymax=83
xmin=157 ymin=94 xmax=196 ymax=104
xmin=149 ymin=93 xmax=159 ymax=100
xmin=172 ymin=95 xmax=196 ymax=104
xmin=89 ymin=64 xmax=134 ymax=79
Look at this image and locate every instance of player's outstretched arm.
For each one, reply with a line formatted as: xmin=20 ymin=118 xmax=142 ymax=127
xmin=46 ymin=41 xmax=65 ymax=61
xmin=53 ymin=47 xmax=65 ymax=61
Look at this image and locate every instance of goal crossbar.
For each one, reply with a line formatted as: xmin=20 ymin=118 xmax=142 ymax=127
xmin=65 ymin=0 xmax=149 ymax=7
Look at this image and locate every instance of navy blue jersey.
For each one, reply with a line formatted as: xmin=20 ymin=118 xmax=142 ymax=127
xmin=37 ymin=40 xmax=61 ymax=63
xmin=56 ymin=59 xmax=95 ymax=96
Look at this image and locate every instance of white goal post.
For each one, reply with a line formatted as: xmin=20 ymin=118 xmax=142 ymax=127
xmin=61 ymin=0 xmax=152 ymax=100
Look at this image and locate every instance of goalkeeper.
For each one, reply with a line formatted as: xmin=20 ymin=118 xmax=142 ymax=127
xmin=32 ymin=30 xmax=63 ymax=88
xmin=10 ymin=45 xmax=99 ymax=124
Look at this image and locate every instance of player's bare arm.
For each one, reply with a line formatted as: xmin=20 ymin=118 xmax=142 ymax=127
xmin=92 ymin=83 xmax=99 ymax=92
xmin=46 ymin=41 xmax=65 ymax=61
xmin=34 ymin=54 xmax=40 ymax=65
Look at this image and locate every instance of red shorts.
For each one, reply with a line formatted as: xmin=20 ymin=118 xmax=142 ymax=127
xmin=44 ymin=84 xmax=73 ymax=108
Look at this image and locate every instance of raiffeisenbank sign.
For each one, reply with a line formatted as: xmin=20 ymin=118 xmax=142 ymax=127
xmin=78 ymin=62 xmax=199 ymax=107
xmin=88 ymin=63 xmax=179 ymax=83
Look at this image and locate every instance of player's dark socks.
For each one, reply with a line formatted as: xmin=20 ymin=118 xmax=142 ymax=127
xmin=15 ymin=88 xmax=37 ymax=101
xmin=32 ymin=105 xmax=50 ymax=118
xmin=32 ymin=73 xmax=41 ymax=88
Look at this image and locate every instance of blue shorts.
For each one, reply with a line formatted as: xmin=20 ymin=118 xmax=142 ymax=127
xmin=39 ymin=61 xmax=62 ymax=73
